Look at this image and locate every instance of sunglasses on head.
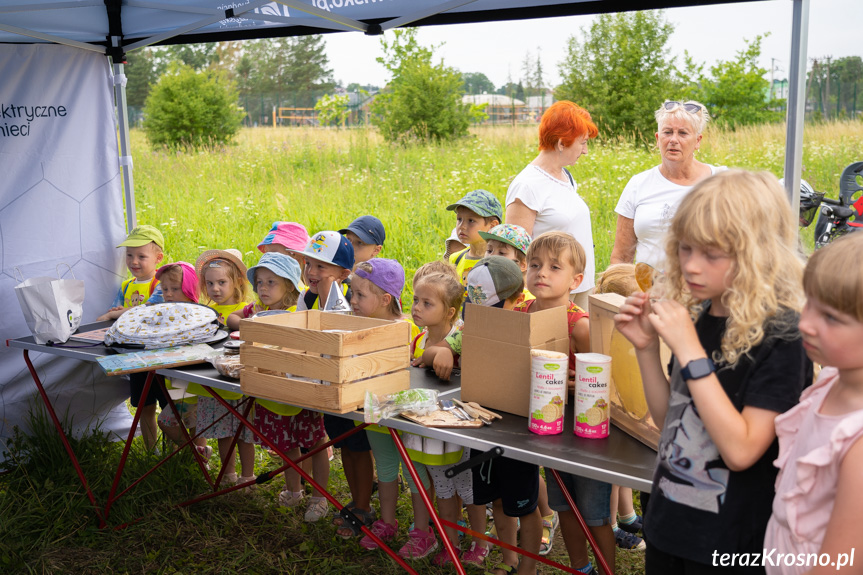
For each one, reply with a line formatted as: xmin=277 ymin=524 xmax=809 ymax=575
xmin=664 ymin=101 xmax=703 ymax=114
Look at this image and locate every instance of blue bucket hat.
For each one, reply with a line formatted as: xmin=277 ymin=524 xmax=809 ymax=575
xmin=247 ymin=252 xmax=302 ymax=293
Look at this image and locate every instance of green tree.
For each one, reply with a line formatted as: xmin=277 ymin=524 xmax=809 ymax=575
xmin=161 ymin=43 xmax=220 ymax=71
xmin=520 ymin=50 xmax=546 ymax=99
xmin=556 ymin=10 xmax=677 ymax=141
xmin=237 ymin=37 xmax=334 ymax=107
xmin=315 ymin=93 xmax=350 ymax=127
xmin=123 ymin=48 xmax=160 ymax=108
xmin=372 ymin=28 xmax=477 ymax=143
xmin=143 ymin=64 xmax=244 ymax=150
xmin=680 ymin=35 xmax=782 ymax=128
xmin=461 ymin=72 xmax=495 ymax=95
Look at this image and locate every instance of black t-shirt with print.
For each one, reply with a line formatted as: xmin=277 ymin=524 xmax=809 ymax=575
xmin=644 ymin=306 xmax=811 ymax=568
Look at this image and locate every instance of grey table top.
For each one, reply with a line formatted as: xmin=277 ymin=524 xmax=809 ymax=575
xmin=9 ymin=323 xmax=656 ymax=491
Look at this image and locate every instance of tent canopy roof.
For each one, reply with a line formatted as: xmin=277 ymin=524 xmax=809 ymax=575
xmin=0 ymin=0 xmax=762 ymax=57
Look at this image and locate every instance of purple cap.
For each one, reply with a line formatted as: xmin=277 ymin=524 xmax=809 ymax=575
xmin=354 ymin=258 xmax=404 ymax=301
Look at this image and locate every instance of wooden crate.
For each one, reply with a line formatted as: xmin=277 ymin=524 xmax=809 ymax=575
xmin=588 ymin=293 xmax=671 ymax=451
xmin=239 ymin=310 xmax=410 ymax=413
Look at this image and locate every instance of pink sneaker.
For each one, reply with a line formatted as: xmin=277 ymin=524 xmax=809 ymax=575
xmin=398 ymin=528 xmax=438 ymax=560
xmin=461 ymin=541 xmax=490 ymax=567
xmin=432 ymin=547 xmax=459 ymax=566
xmin=359 ymin=519 xmax=398 ymax=551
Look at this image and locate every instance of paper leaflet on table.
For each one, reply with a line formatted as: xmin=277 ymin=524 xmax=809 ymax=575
xmin=96 ymin=344 xmax=221 ymax=375
xmin=296 ymin=282 xmax=350 ymax=313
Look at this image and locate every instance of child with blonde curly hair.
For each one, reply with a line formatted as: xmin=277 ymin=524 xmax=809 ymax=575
xmin=615 ymin=170 xmax=812 ymax=573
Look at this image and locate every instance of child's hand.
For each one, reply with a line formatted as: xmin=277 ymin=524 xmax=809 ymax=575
xmin=97 ymin=307 xmax=126 ymax=322
xmin=431 ymin=349 xmax=455 ymax=381
xmin=411 ymin=357 xmax=426 ymax=368
xmin=647 ymin=299 xmax=703 ymax=361
xmin=614 ymin=292 xmax=659 ymax=350
xmin=568 ymin=371 xmax=576 ymax=392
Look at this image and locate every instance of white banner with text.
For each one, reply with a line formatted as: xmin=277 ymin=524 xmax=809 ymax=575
xmin=0 ymin=45 xmax=132 ymax=457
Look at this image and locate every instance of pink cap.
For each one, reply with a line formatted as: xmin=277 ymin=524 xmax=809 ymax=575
xmin=257 ymin=222 xmax=310 ymax=253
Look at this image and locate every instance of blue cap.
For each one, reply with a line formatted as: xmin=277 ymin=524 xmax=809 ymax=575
xmin=302 ymin=231 xmax=355 ymax=270
xmin=339 ymin=215 xmax=386 ymax=246
xmin=247 ymin=252 xmax=303 ymax=293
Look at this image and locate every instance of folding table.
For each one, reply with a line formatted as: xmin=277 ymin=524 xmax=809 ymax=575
xmin=8 ymin=322 xmax=657 ymax=574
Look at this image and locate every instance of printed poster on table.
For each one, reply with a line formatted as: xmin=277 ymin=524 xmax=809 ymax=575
xmin=0 ymin=45 xmax=132 ymax=457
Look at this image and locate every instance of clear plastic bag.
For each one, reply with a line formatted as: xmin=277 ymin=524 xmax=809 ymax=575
xmin=364 ymin=388 xmax=439 ymax=423
xmin=210 ymin=353 xmax=243 ymax=379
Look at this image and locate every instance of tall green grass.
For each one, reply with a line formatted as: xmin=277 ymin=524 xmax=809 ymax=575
xmin=132 ymin=121 xmax=863 ymax=306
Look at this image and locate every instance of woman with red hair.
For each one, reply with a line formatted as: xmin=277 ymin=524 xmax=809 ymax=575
xmin=505 ymin=100 xmax=599 ymax=309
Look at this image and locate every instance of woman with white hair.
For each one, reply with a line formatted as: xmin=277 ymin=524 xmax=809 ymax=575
xmin=610 ymin=100 xmax=725 ymax=268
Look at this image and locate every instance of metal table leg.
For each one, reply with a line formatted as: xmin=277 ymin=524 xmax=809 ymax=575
xmin=22 ymin=350 xmax=105 ymax=527
xmin=389 ymin=427 xmax=467 ymax=575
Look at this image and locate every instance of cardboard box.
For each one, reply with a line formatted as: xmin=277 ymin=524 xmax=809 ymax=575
xmin=460 ymin=303 xmax=569 ymax=417
xmin=588 ymin=293 xmax=671 ymax=450
xmin=239 ymin=310 xmax=410 ymax=413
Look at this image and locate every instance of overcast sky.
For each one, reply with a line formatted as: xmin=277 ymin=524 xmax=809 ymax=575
xmin=324 ymin=0 xmax=862 ymax=89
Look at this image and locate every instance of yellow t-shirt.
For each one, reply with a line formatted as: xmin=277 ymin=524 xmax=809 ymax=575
xmin=187 ymin=300 xmax=247 ymax=400
xmin=209 ymin=301 xmax=248 ymax=326
xmin=121 ymin=277 xmax=159 ymax=308
xmin=404 ymin=325 xmax=463 ymax=464
xmin=449 ymin=248 xmax=481 ymax=286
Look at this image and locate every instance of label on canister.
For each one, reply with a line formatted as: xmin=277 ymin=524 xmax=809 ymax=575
xmin=574 ymin=353 xmax=611 ymax=439
xmin=528 ymin=349 xmax=568 ymax=435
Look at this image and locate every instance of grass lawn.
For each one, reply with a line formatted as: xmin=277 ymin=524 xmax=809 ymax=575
xmin=2 ymin=121 xmax=862 ymax=574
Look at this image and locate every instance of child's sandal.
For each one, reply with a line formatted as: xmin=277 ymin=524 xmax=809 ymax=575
xmin=332 ymin=500 xmax=355 ymax=527
xmin=336 ymin=507 xmax=376 ymax=539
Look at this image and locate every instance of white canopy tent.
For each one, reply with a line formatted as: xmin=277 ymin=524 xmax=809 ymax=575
xmin=0 ymin=0 xmax=810 ymax=222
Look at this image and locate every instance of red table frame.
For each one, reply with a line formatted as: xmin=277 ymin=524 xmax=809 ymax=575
xmin=20 ymin=349 xmax=616 ymax=574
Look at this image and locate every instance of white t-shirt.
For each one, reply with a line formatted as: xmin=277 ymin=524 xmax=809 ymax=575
xmin=505 ymin=164 xmax=595 ymax=293
xmin=614 ymin=164 xmax=726 ymax=268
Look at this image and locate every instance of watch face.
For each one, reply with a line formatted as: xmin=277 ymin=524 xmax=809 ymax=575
xmin=683 ymin=358 xmax=715 ymax=380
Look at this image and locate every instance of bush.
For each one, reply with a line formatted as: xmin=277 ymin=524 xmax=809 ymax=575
xmin=372 ymin=29 xmax=476 ymax=144
xmin=314 ymin=93 xmax=350 ymax=127
xmin=143 ymin=64 xmax=244 ymax=150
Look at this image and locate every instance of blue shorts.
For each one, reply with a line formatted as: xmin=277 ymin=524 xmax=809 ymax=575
xmin=545 ymin=469 xmax=612 ymax=527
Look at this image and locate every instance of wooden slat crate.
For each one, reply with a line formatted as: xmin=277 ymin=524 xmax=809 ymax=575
xmin=589 ymin=293 xmax=671 ymax=450
xmin=239 ymin=310 xmax=410 ymax=413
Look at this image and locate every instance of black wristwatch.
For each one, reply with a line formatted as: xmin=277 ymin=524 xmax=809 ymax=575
xmin=681 ymin=357 xmax=715 ymax=381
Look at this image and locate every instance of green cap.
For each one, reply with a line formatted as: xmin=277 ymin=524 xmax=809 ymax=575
xmin=117 ymin=225 xmax=165 ymax=250
xmin=446 ymin=189 xmax=503 ymax=221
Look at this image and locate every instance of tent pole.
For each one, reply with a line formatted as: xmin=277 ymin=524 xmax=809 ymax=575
xmin=783 ymin=0 xmax=810 ymax=219
xmin=113 ymin=61 xmax=137 ymax=232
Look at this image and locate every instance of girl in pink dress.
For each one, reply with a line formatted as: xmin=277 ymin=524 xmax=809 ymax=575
xmin=765 ymin=232 xmax=863 ymax=575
